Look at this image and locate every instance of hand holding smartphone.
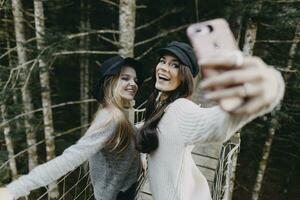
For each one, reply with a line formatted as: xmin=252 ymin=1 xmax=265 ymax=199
xmin=187 ymin=18 xmax=244 ymax=111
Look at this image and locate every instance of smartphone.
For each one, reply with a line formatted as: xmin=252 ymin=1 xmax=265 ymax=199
xmin=187 ymin=18 xmax=243 ymax=111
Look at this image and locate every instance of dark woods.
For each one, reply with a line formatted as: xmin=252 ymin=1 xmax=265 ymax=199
xmin=0 ymin=0 xmax=299 ymax=199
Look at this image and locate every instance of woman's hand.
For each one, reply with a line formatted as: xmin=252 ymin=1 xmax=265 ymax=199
xmin=0 ymin=187 xmax=14 ymax=200
xmin=199 ymin=51 xmax=279 ymax=115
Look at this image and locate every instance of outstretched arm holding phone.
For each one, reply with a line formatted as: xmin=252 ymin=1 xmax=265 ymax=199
xmin=135 ymin=18 xmax=284 ymax=200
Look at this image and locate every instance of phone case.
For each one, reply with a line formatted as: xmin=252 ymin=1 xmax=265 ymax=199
xmin=187 ymin=18 xmax=238 ymax=59
xmin=187 ymin=18 xmax=244 ymax=111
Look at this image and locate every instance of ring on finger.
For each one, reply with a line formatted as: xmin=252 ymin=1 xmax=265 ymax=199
xmin=243 ymin=82 xmax=255 ymax=97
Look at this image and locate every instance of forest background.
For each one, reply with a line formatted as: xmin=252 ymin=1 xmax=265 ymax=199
xmin=0 ymin=0 xmax=299 ymax=200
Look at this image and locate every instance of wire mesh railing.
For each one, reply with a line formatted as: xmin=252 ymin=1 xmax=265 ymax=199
xmin=34 ymin=165 xmax=93 ymax=200
xmin=0 ymin=106 xmax=146 ymax=200
xmin=0 ymin=106 xmax=240 ymax=200
xmin=212 ymin=134 xmax=240 ymax=200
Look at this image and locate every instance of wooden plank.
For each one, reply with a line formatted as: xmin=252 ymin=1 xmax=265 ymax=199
xmin=192 ymin=153 xmax=219 ymax=169
xmin=137 ymin=178 xmax=153 ymax=200
xmin=197 ymin=166 xmax=216 ymax=183
xmin=136 ymin=192 xmax=153 ymax=200
xmin=192 ymin=143 xmax=222 ymax=158
xmin=139 ymin=178 xmax=152 ymax=194
xmin=192 ymin=143 xmax=222 ymax=187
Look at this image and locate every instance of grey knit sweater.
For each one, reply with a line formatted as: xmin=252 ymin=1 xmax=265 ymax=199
xmin=7 ymin=109 xmax=140 ymax=200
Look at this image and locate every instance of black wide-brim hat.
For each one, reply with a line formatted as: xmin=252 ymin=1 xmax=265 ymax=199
xmin=157 ymin=41 xmax=199 ymax=77
xmin=92 ymin=55 xmax=145 ymax=102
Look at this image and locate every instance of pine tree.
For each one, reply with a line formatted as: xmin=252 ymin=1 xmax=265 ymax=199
xmin=11 ymin=0 xmax=38 ymax=171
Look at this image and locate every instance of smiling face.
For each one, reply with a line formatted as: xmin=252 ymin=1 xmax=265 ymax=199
xmin=155 ymin=54 xmax=181 ymax=94
xmin=116 ymin=66 xmax=138 ymax=101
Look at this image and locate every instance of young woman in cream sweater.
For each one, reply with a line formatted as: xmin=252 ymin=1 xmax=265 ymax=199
xmin=136 ymin=41 xmax=284 ymax=200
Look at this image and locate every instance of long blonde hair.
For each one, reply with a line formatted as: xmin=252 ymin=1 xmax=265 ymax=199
xmin=92 ymin=72 xmax=135 ymax=153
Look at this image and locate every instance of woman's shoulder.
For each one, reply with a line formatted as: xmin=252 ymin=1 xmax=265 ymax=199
xmin=94 ymin=108 xmax=114 ymax=122
xmin=170 ymin=98 xmax=199 ymax=109
xmin=86 ymin=108 xmax=115 ymax=135
xmin=164 ymin=98 xmax=201 ymax=115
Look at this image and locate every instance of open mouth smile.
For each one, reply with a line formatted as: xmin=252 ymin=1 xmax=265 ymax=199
xmin=158 ymin=74 xmax=170 ymax=81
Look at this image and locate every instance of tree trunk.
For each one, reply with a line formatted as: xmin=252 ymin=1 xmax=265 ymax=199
xmin=242 ymin=13 xmax=264 ymax=200
xmin=80 ymin=0 xmax=91 ymax=135
xmin=33 ymin=0 xmax=59 ymax=198
xmin=251 ymin=17 xmax=298 ymax=200
xmin=243 ymin=11 xmax=262 ymax=200
xmin=118 ymin=0 xmax=136 ymax=124
xmin=287 ymin=23 xmax=300 ymax=70
xmin=279 ymin=23 xmax=299 ymax=197
xmin=242 ymin=2 xmax=262 ymax=56
xmin=4 ymin=6 xmax=22 ymax=133
xmin=11 ymin=0 xmax=38 ymax=171
xmin=242 ymin=21 xmax=258 ymax=56
xmin=247 ymin=3 xmax=281 ymax=199
xmin=119 ymin=0 xmax=136 ymax=57
xmin=251 ymin=118 xmax=278 ymax=200
xmin=12 ymin=95 xmax=22 ymax=131
xmin=1 ymin=104 xmax=18 ymax=180
xmin=2 ymin=8 xmax=18 ymax=180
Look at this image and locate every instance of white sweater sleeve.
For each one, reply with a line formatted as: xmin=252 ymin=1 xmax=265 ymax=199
xmin=171 ymin=69 xmax=285 ymax=145
xmin=7 ymin=113 xmax=116 ymax=199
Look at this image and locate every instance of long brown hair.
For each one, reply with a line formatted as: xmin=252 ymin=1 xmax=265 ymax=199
xmin=136 ymin=64 xmax=194 ymax=153
xmin=91 ymin=69 xmax=135 ymax=153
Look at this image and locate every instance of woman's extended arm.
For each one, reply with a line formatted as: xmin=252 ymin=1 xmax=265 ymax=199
xmin=171 ymin=56 xmax=285 ymax=145
xmin=2 ymin=111 xmax=115 ymax=199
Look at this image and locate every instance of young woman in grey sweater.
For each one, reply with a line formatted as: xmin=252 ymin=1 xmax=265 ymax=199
xmin=0 ymin=55 xmax=145 ymax=200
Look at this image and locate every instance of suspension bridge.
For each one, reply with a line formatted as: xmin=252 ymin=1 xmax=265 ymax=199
xmin=0 ymin=93 xmax=240 ymax=200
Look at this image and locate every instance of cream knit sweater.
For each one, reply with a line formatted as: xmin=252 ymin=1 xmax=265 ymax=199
xmin=147 ymin=71 xmax=285 ymax=200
